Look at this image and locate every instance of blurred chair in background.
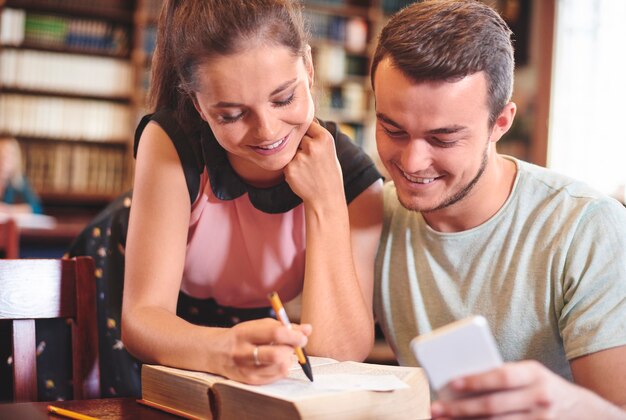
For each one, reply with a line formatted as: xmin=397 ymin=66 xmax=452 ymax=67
xmin=0 ymin=218 xmax=19 ymax=258
xmin=0 ymin=256 xmax=99 ymax=402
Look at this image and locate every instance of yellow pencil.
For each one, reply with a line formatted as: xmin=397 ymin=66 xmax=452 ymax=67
xmin=47 ymin=405 xmax=98 ymax=420
xmin=268 ymin=291 xmax=314 ymax=382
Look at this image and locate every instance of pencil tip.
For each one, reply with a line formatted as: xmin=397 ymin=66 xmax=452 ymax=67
xmin=302 ymin=362 xmax=314 ymax=382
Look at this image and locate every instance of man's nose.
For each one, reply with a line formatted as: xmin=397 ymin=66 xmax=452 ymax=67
xmin=400 ymin=139 xmax=433 ymax=173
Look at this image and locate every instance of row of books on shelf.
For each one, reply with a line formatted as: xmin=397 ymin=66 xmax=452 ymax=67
xmin=304 ymin=10 xmax=368 ymax=54
xmin=143 ymin=0 xmax=164 ymax=22
xmin=0 ymin=8 xmax=130 ymax=55
xmin=0 ymin=94 xmax=132 ymax=142
xmin=21 ymin=141 xmax=127 ymax=195
xmin=316 ymin=82 xmax=368 ymax=121
xmin=313 ymin=44 xmax=369 ymax=84
xmin=381 ymin=0 xmax=417 ymax=14
xmin=0 ymin=49 xmax=132 ymax=97
xmin=7 ymin=0 xmax=135 ymax=13
xmin=304 ymin=0 xmax=413 ymax=14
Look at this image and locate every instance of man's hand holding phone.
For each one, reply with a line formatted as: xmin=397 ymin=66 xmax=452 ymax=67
xmin=410 ymin=315 xmax=503 ymax=399
xmin=410 ymin=316 xmax=623 ymax=419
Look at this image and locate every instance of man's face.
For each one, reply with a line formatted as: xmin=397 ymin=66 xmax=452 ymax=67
xmin=374 ymin=58 xmax=497 ymax=215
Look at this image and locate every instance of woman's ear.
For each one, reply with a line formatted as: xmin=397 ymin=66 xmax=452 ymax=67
xmin=304 ymin=45 xmax=314 ymax=89
xmin=191 ymin=95 xmax=207 ymax=121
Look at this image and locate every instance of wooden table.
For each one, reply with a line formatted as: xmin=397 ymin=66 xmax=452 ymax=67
xmin=18 ymin=217 xmax=88 ymax=258
xmin=0 ymin=397 xmax=181 ymax=419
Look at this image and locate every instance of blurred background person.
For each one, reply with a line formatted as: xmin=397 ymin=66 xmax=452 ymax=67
xmin=0 ymin=136 xmax=42 ymax=215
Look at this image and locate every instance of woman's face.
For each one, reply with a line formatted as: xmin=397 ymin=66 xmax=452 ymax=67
xmin=192 ymin=44 xmax=315 ymax=187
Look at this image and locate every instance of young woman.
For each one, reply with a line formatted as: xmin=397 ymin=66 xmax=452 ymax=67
xmin=122 ymin=0 xmax=383 ymax=385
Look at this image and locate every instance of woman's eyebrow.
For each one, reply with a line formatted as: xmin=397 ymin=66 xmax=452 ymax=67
xmin=212 ymin=78 xmax=298 ymax=108
xmin=270 ymin=78 xmax=297 ymax=96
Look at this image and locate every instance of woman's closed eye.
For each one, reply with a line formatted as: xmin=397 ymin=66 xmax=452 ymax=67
xmin=217 ymin=112 xmax=245 ymax=124
xmin=272 ymin=93 xmax=295 ymax=108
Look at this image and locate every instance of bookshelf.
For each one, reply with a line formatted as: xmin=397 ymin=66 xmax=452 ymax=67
xmin=131 ymin=0 xmax=159 ymax=116
xmin=0 ymin=0 xmax=136 ymax=217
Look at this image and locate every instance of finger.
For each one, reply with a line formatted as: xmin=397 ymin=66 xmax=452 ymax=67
xmin=449 ymin=361 xmax=542 ymax=394
xmin=437 ymin=413 xmax=547 ymax=420
xmin=291 ymin=323 xmax=313 ymax=336
xmin=244 ymin=318 xmax=309 ymax=347
xmin=252 ymin=344 xmax=296 ymax=367
xmin=434 ymin=387 xmax=544 ymax=418
xmin=237 ymin=345 xmax=294 ymax=385
xmin=267 ymin=324 xmax=309 ymax=347
xmin=303 ymin=119 xmax=333 ymax=144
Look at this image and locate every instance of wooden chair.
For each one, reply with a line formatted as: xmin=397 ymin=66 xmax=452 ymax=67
xmin=0 ymin=218 xmax=19 ymax=258
xmin=0 ymin=257 xmax=100 ymax=402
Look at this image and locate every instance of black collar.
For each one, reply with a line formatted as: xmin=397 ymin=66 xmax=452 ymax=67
xmin=200 ymin=126 xmax=303 ymax=214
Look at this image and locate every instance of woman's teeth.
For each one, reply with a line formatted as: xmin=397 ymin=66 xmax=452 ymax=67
xmin=257 ymin=138 xmax=285 ymax=150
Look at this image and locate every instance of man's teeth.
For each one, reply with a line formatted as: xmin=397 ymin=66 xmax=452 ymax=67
xmin=258 ymin=138 xmax=284 ymax=150
xmin=403 ymin=171 xmax=435 ymax=183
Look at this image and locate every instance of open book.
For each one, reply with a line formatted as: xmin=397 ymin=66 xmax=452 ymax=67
xmin=140 ymin=357 xmax=430 ymax=419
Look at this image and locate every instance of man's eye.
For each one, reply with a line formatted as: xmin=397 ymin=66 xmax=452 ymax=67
xmin=430 ymin=137 xmax=457 ymax=148
xmin=382 ymin=126 xmax=406 ymax=138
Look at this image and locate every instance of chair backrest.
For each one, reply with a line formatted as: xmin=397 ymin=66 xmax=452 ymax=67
xmin=0 ymin=257 xmax=100 ymax=402
xmin=0 ymin=219 xmax=19 ymax=258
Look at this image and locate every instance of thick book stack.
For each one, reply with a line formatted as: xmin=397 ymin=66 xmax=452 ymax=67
xmin=141 ymin=357 xmax=431 ymax=420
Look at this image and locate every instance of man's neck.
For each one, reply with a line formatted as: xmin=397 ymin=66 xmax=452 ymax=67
xmin=422 ymin=154 xmax=517 ymax=233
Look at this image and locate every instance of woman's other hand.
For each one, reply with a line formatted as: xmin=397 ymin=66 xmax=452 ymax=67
xmin=284 ymin=120 xmax=344 ymax=206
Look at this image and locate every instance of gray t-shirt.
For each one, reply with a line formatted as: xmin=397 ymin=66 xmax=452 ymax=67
xmin=374 ymin=157 xmax=626 ymax=380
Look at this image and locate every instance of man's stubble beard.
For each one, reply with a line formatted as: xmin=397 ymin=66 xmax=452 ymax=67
xmin=398 ymin=140 xmax=489 ymax=213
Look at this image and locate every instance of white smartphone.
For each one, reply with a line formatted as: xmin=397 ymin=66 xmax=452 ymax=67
xmin=410 ymin=316 xmax=503 ymax=392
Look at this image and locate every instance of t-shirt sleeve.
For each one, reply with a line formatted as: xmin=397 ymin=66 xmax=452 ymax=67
xmin=559 ymin=197 xmax=626 ymax=359
xmin=319 ymin=120 xmax=382 ymax=204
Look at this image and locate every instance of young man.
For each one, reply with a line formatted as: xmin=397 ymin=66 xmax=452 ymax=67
xmin=371 ymin=0 xmax=626 ymax=418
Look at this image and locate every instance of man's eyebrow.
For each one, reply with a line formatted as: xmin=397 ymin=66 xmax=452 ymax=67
xmin=426 ymin=125 xmax=467 ymax=135
xmin=212 ymin=78 xmax=298 ymax=108
xmin=377 ymin=113 xmax=468 ymax=134
xmin=376 ymin=112 xmax=403 ymax=129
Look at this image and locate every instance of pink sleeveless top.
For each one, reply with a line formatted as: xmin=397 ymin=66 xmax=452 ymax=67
xmin=134 ymin=110 xmax=381 ymax=309
xmin=182 ymin=170 xmax=306 ymax=308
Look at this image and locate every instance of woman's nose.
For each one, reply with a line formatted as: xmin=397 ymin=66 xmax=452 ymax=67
xmin=254 ymin=110 xmax=280 ymax=142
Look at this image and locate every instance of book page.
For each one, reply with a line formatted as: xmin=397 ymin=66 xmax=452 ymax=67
xmin=231 ymin=361 xmax=411 ymax=400
xmin=311 ymin=374 xmax=408 ymax=391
